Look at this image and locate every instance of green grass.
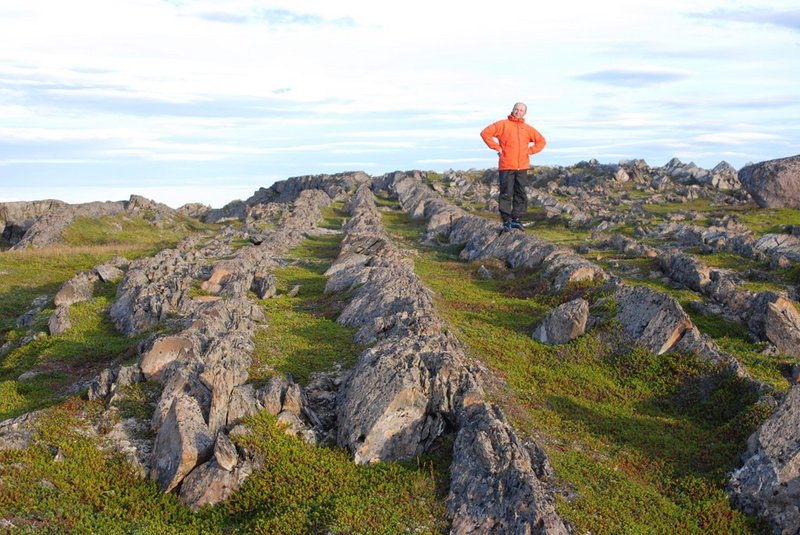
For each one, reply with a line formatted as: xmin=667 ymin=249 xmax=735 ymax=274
xmin=250 ymin=208 xmax=363 ymax=386
xmin=1 ymin=214 xmax=213 ymax=337
xmin=378 ymin=201 xmax=772 ymax=534
xmin=0 ymin=281 xmax=143 ymax=420
xmin=0 ymin=400 xmax=450 ymax=534
xmin=62 ymin=214 xmax=215 ymax=248
xmin=735 ymin=207 xmax=800 ymax=235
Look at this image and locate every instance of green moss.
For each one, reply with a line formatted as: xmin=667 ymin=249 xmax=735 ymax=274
xmin=224 ymin=411 xmax=449 ymax=533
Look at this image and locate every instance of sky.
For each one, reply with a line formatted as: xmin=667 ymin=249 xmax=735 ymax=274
xmin=1 ymin=0 xmax=799 ymax=208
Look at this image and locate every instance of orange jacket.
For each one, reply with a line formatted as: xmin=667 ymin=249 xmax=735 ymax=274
xmin=480 ymin=115 xmax=546 ymax=170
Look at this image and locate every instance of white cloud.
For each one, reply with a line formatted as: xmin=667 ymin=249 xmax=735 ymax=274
xmin=0 ymin=0 xmax=798 ymax=205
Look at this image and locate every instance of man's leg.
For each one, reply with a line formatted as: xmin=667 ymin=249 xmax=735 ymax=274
xmin=511 ymin=169 xmax=528 ymax=221
xmin=498 ymin=170 xmax=515 ymax=223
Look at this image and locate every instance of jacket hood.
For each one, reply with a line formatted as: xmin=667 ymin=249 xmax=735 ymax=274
xmin=507 ymin=115 xmax=526 ymax=123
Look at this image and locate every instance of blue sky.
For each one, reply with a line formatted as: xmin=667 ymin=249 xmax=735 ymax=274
xmin=1 ymin=0 xmax=799 ymax=208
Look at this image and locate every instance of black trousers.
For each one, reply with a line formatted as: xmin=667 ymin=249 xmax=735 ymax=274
xmin=498 ymin=169 xmax=528 ymax=222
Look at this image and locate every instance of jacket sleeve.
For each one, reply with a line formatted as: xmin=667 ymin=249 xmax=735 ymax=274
xmin=480 ymin=122 xmax=502 ymax=152
xmin=528 ymin=126 xmax=546 ymax=155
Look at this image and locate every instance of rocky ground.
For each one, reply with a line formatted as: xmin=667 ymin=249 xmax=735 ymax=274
xmin=1 ymin=155 xmax=799 ymax=533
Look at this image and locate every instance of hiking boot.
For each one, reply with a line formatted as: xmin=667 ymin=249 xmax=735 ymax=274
xmin=500 ymin=220 xmax=513 ymax=233
xmin=509 ymin=219 xmax=525 ymax=230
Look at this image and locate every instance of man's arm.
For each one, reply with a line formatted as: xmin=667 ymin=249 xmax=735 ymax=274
xmin=480 ymin=122 xmax=502 ymax=152
xmin=528 ymin=127 xmax=546 ymax=155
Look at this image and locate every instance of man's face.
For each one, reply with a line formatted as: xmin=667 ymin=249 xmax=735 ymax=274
xmin=511 ymin=105 xmax=527 ymax=119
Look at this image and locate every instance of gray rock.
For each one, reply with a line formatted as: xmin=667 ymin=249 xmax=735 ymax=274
xmin=337 ymin=337 xmax=440 ymax=464
xmin=16 ymin=295 xmax=49 ymax=328
xmin=739 ymin=154 xmax=800 ymax=209
xmin=609 ymin=285 xmax=693 ymax=355
xmin=729 ymin=385 xmax=800 ymax=533
xmin=150 ymin=394 xmax=214 ymax=493
xmin=533 ymin=298 xmax=590 ymax=345
xmin=54 ymin=271 xmax=98 ymax=307
xmin=258 ymin=375 xmax=289 ymax=416
xmin=448 ymin=403 xmax=570 ymax=534
xmin=226 ymin=384 xmax=262 ymax=428
xmin=0 ymin=411 xmax=40 ymax=451
xmin=178 ymin=458 xmax=252 ymax=512
xmin=48 ymin=306 xmax=71 ymax=335
xmin=140 ymin=336 xmax=196 ymax=381
xmin=94 ymin=262 xmax=125 ymax=283
xmin=476 ymin=265 xmax=493 ymax=280
xmin=765 ymin=297 xmax=800 ymax=355
xmin=213 ymin=432 xmax=239 ymax=472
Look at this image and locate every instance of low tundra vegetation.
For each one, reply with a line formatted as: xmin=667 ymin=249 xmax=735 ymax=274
xmin=1 ymin=203 xmax=452 ymax=533
xmin=378 ymin=196 xmax=774 ymax=533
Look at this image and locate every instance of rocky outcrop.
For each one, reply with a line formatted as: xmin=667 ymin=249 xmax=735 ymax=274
xmin=1 ymin=195 xmax=178 ymax=249
xmin=87 ymin=178 xmax=339 ymax=511
xmin=739 ymin=154 xmax=800 ymax=209
xmin=729 ymin=384 xmax=800 ymax=533
xmin=328 ymin=183 xmax=571 ymax=533
xmin=204 ymin=171 xmax=369 ymax=223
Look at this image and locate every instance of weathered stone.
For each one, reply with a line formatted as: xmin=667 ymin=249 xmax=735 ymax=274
xmin=337 ymin=338 xmax=437 ymax=464
xmin=226 ymin=384 xmax=261 ymax=427
xmin=94 ymin=262 xmax=125 ymax=283
xmin=739 ymin=154 xmax=800 ymax=209
xmin=0 ymin=411 xmax=40 ymax=451
xmin=729 ymin=385 xmax=800 ymax=534
xmin=178 ymin=459 xmax=252 ymax=512
xmin=100 ymin=417 xmax=153 ymax=476
xmin=48 ymin=306 xmax=71 ymax=335
xmin=150 ymin=394 xmax=214 ymax=493
xmin=140 ymin=336 xmax=195 ymax=381
xmin=88 ymin=367 xmax=118 ymax=401
xmin=213 ymin=432 xmax=239 ymax=471
xmin=449 ymin=403 xmax=570 ymax=535
xmin=609 ymin=285 xmax=694 ymax=355
xmin=258 ymin=375 xmax=288 ymax=416
xmin=765 ymin=297 xmax=800 ymax=355
xmin=251 ymin=272 xmax=277 ymax=299
xmin=533 ymin=298 xmax=590 ymax=345
xmin=53 ymin=271 xmax=98 ymax=307
xmin=16 ymin=295 xmax=49 ymax=328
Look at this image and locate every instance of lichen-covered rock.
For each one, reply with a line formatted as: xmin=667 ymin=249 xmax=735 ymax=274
xmin=448 ymin=403 xmax=570 ymax=535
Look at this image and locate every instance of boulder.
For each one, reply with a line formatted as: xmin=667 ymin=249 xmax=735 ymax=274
xmin=765 ymin=297 xmax=800 ymax=355
xmin=739 ymin=154 xmax=800 ymax=209
xmin=54 ymin=272 xmax=97 ymax=307
xmin=610 ymin=285 xmax=693 ymax=355
xmin=179 ymin=459 xmax=253 ymax=512
xmin=449 ymin=403 xmax=570 ymax=535
xmin=48 ymin=306 xmax=71 ymax=335
xmin=533 ymin=298 xmax=590 ymax=345
xmin=140 ymin=336 xmax=196 ymax=381
xmin=150 ymin=394 xmax=215 ymax=493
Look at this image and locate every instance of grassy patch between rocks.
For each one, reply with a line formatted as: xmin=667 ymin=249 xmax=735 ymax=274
xmin=0 ymin=401 xmax=450 ymax=533
xmin=250 ymin=217 xmax=363 ymax=386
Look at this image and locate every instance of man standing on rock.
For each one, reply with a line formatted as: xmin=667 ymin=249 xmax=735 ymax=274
xmin=481 ymin=102 xmax=546 ymax=232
